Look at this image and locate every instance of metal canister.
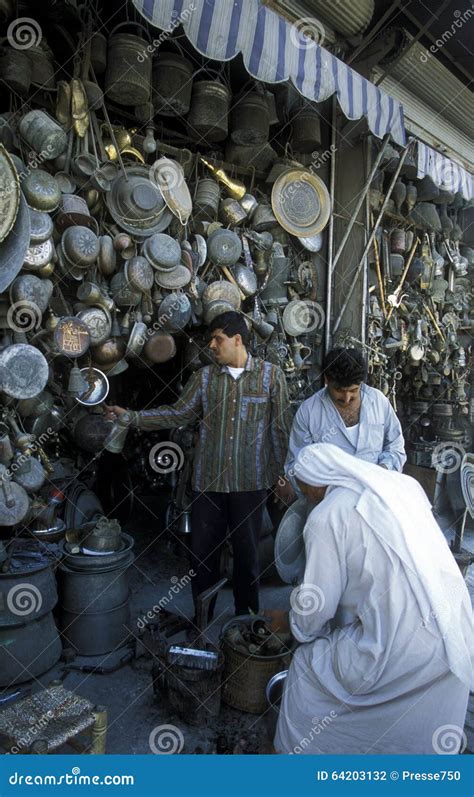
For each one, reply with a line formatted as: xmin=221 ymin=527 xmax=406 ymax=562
xmin=0 ymin=47 xmax=32 ymax=95
xmin=152 ymin=45 xmax=193 ymax=117
xmin=289 ymin=101 xmax=322 ymax=153
xmin=230 ymin=90 xmax=270 ymax=146
xmin=219 ymin=198 xmax=247 ymax=226
xmin=194 ymin=178 xmax=220 ymax=222
xmin=90 ymin=31 xmax=107 ymax=74
xmin=26 ymin=43 xmax=55 ymax=90
xmin=105 ymin=23 xmax=152 ymax=106
xmin=187 ymin=72 xmax=230 ymax=142
xmin=19 ymin=110 xmax=68 ymax=160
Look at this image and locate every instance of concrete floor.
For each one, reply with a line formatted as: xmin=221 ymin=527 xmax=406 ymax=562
xmin=4 ymin=494 xmax=473 ymax=756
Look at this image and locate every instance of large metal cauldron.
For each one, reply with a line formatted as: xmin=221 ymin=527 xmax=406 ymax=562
xmin=57 ymin=548 xmax=134 ymax=655
xmin=0 ymin=549 xmax=61 ymax=685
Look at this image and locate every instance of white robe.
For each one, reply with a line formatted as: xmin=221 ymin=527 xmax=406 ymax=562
xmin=275 ymin=487 xmax=471 ymax=754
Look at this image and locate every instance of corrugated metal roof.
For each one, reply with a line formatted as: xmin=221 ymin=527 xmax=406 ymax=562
xmin=373 ymin=70 xmax=473 ymax=170
xmin=301 ymin=0 xmax=374 ymax=37
xmin=380 ymin=33 xmax=473 ymax=140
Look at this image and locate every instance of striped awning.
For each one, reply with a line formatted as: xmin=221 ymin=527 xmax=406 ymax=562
xmin=417 ymin=142 xmax=474 ymax=201
xmin=132 ymin=0 xmax=406 ymax=145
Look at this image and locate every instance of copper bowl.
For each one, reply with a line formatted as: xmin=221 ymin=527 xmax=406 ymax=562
xmin=91 ymin=337 xmax=126 ymax=366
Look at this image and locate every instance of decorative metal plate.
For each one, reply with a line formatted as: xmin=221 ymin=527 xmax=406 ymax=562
xmin=23 ymin=238 xmax=54 ymax=270
xmin=0 ymin=344 xmax=49 ymax=399
xmin=0 ymin=192 xmax=31 ymax=294
xmin=54 ymin=316 xmax=91 ymax=358
xmin=271 ymin=168 xmax=330 ymax=237
xmin=0 ymin=144 xmax=20 ymax=243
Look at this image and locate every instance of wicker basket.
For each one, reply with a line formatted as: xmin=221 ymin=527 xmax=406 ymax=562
xmin=220 ymin=615 xmax=292 ymax=714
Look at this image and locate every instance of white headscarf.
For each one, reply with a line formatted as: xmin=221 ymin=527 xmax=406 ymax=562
xmin=294 ymin=443 xmax=473 ymax=688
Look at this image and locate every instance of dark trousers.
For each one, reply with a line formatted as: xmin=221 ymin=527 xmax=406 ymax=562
xmin=190 ymin=490 xmax=267 ymax=617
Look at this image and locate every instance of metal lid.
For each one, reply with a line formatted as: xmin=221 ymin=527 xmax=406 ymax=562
xmin=271 ymin=168 xmax=330 ymax=237
xmin=154 ymin=264 xmax=191 ymax=290
xmin=0 ymin=144 xmax=20 ymax=243
xmin=23 ymin=238 xmax=54 ymax=271
xmin=141 ymin=233 xmax=181 ymax=271
xmin=274 ymin=497 xmax=309 ymax=585
xmin=54 ymin=316 xmax=91 ymax=358
xmin=207 ymin=228 xmax=242 ymax=266
xmin=202 ymin=280 xmax=241 ymax=309
xmin=143 ymin=331 xmax=176 ymax=363
xmin=106 ymin=165 xmax=173 ymax=238
xmin=76 ymin=306 xmax=112 ymax=346
xmin=29 ymin=208 xmax=53 ymax=244
xmin=22 ymin=169 xmax=61 ymax=212
xmin=124 ymin=255 xmax=154 ymax=291
xmin=0 ymin=344 xmax=49 ymax=399
xmin=157 ymin=292 xmax=191 ymax=331
xmin=61 ymin=225 xmax=100 ymax=268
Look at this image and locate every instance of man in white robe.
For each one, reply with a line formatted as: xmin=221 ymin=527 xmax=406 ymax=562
xmin=274 ymin=444 xmax=473 ymax=755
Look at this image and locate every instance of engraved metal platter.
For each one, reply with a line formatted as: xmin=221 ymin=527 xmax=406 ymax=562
xmin=54 ymin=316 xmax=91 ymax=358
xmin=0 ymin=344 xmax=49 ymax=399
xmin=0 ymin=144 xmax=20 ymax=243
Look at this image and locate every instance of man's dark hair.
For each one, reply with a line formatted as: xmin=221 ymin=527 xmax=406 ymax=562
xmin=322 ymin=347 xmax=367 ymax=387
xmin=208 ymin=311 xmax=250 ymax=347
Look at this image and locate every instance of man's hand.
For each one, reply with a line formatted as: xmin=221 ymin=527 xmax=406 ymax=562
xmin=273 ymin=477 xmax=296 ymax=508
xmin=103 ymin=404 xmax=128 ymax=422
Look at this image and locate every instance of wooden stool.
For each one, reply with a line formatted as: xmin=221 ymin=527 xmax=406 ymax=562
xmin=0 ymin=681 xmax=107 ymax=754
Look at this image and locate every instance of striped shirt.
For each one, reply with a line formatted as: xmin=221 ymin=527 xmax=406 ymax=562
xmin=129 ymin=355 xmax=292 ymax=493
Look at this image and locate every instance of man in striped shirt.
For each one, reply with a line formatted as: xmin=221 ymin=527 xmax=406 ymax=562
xmin=105 ymin=312 xmax=292 ymax=620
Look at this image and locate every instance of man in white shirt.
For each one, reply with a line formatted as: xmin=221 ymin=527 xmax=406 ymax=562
xmin=277 ymin=347 xmax=406 ymax=502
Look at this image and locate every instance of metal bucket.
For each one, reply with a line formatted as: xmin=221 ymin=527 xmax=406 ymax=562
xmin=0 ymin=47 xmax=32 ymax=95
xmin=19 ymin=110 xmax=68 ymax=161
xmin=194 ymin=178 xmax=220 ymax=221
xmin=58 ymin=554 xmax=133 ymax=613
xmin=220 ymin=615 xmax=292 ymax=714
xmin=105 ymin=23 xmax=152 ymax=106
xmin=230 ymin=89 xmax=270 ymax=146
xmin=153 ymin=652 xmax=224 ymax=727
xmin=59 ymin=599 xmax=131 ymax=655
xmin=0 ymin=611 xmax=62 ymax=685
xmin=290 ymin=101 xmax=322 ymax=153
xmin=187 ymin=70 xmax=230 ymax=142
xmin=91 ymin=31 xmax=107 ymax=74
xmin=26 ymin=44 xmax=55 ymax=90
xmin=152 ymin=43 xmax=193 ymax=117
xmin=0 ymin=557 xmax=57 ymax=626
